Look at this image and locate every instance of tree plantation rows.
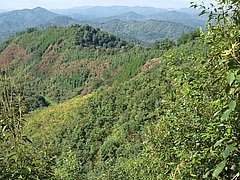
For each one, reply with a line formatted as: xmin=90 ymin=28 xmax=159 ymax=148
xmin=0 ymin=0 xmax=239 ymax=179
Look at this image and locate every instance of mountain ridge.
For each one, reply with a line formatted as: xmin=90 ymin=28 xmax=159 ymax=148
xmin=0 ymin=7 xmax=58 ymax=42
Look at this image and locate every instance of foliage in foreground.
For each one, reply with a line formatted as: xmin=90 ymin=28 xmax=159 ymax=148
xmin=0 ymin=67 xmax=55 ymax=179
xmin=25 ymin=38 xmax=238 ymax=180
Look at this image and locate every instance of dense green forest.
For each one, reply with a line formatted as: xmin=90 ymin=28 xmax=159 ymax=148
xmin=0 ymin=0 xmax=239 ymax=179
xmin=0 ymin=24 xmax=172 ymax=104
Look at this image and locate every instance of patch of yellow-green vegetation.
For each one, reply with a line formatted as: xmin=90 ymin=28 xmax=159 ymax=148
xmin=24 ymin=94 xmax=93 ymax=145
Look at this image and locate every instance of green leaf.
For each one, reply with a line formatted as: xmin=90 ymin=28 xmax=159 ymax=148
xmin=23 ymin=136 xmax=33 ymax=144
xmin=236 ymin=75 xmax=240 ymax=82
xmin=214 ymin=139 xmax=225 ymax=148
xmin=26 ymin=166 xmax=31 ymax=172
xmin=228 ymin=101 xmax=236 ymax=110
xmin=221 ymin=109 xmax=231 ymax=120
xmin=223 ymin=143 xmax=237 ymax=159
xmin=221 ymin=50 xmax=231 ymax=56
xmin=212 ymin=160 xmax=227 ymax=178
xmin=225 ymin=85 xmax=231 ymax=94
xmin=227 ymin=72 xmax=235 ymax=86
xmin=2 ymin=125 xmax=7 ymax=136
xmin=6 ymin=152 xmax=17 ymax=159
xmin=199 ymin=10 xmax=207 ymax=16
xmin=32 ymin=160 xmax=42 ymax=164
xmin=226 ymin=128 xmax=231 ymax=134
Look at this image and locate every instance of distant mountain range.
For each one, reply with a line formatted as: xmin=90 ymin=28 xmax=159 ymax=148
xmin=0 ymin=6 xmax=206 ymax=43
xmin=78 ymin=10 xmax=205 ymax=28
xmin=51 ymin=5 xmax=205 ymax=27
xmin=50 ymin=5 xmax=169 ymax=16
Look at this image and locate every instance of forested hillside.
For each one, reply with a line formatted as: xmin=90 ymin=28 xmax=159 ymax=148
xmin=84 ymin=19 xmax=194 ymax=43
xmin=0 ymin=24 xmax=172 ymax=104
xmin=0 ymin=0 xmax=239 ymax=179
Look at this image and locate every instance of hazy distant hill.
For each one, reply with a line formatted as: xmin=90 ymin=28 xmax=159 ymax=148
xmin=0 ymin=9 xmax=9 ymax=13
xmin=176 ymin=7 xmax=202 ymax=14
xmin=146 ymin=11 xmax=206 ymax=27
xmin=85 ymin=11 xmax=146 ymax=22
xmin=0 ymin=7 xmax=58 ymax=42
xmin=37 ymin=16 xmax=80 ymax=29
xmin=51 ymin=5 xmax=168 ymax=16
xmin=68 ymin=14 xmax=98 ymax=21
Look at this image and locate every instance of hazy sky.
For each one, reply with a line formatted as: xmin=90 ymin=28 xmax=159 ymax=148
xmin=0 ymin=0 xmax=215 ymax=10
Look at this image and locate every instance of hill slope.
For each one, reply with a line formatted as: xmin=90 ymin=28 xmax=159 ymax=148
xmin=24 ymin=38 xmax=239 ymax=179
xmin=0 ymin=24 xmax=165 ymax=103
